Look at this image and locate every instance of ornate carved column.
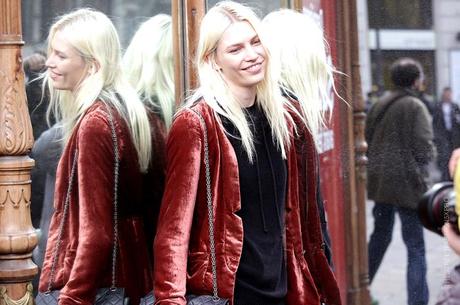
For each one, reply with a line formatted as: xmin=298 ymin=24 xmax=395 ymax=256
xmin=0 ymin=1 xmax=38 ymax=305
xmin=336 ymin=0 xmax=370 ymax=304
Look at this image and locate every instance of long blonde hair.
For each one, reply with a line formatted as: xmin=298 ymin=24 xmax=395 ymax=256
xmin=189 ymin=1 xmax=291 ymax=161
xmin=45 ymin=8 xmax=152 ymax=172
xmin=263 ymin=9 xmax=338 ymax=146
xmin=123 ymin=14 xmax=175 ymax=129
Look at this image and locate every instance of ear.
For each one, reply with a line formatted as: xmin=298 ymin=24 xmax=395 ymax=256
xmin=89 ymin=60 xmax=101 ymax=75
xmin=206 ymin=53 xmax=221 ymax=71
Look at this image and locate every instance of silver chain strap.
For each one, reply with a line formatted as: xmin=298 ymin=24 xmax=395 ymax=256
xmin=191 ymin=109 xmax=219 ymax=300
xmin=106 ymin=108 xmax=120 ymax=289
xmin=46 ymin=106 xmax=120 ymax=292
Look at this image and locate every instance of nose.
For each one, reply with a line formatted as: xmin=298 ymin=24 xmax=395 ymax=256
xmin=244 ymin=45 xmax=258 ymax=61
xmin=45 ymin=55 xmax=55 ymax=68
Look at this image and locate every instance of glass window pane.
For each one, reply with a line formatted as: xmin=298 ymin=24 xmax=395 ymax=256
xmin=370 ymin=50 xmax=436 ymax=95
xmin=22 ymin=0 xmax=171 ymax=49
xmin=368 ymin=0 xmax=432 ymax=29
xmin=206 ymin=0 xmax=281 ymax=17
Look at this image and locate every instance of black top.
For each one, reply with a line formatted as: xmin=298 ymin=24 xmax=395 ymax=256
xmin=221 ymin=104 xmax=287 ymax=305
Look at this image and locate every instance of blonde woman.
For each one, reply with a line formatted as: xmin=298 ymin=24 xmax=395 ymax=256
xmin=123 ymin=14 xmax=175 ymax=129
xmin=38 ymin=8 xmax=165 ymax=305
xmin=263 ymin=9 xmax=336 ymax=143
xmin=153 ymin=1 xmax=341 ymax=305
xmin=262 ymin=9 xmax=338 ymax=267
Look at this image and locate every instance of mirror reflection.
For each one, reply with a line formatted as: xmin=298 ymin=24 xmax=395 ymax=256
xmin=21 ymin=0 xmax=173 ymax=297
xmin=14 ymin=1 xmax=460 ymax=305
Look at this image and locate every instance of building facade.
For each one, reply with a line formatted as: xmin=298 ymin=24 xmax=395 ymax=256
xmin=358 ymin=0 xmax=460 ymax=102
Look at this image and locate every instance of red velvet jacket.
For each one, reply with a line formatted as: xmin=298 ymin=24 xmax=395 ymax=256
xmin=39 ymin=101 xmax=166 ymax=305
xmin=153 ymin=100 xmax=341 ymax=305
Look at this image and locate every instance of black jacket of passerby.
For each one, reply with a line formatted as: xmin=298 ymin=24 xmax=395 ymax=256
xmin=26 ymin=73 xmax=50 ymax=140
xmin=432 ymin=101 xmax=460 ymax=179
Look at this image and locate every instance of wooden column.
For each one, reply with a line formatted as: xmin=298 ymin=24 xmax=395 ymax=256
xmin=336 ymin=0 xmax=370 ymax=304
xmin=283 ymin=0 xmax=301 ymax=10
xmin=0 ymin=1 xmax=37 ymax=305
xmin=172 ymin=0 xmax=206 ymax=106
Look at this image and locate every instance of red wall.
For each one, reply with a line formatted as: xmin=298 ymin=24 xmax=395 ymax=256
xmin=302 ymin=1 xmax=348 ymax=304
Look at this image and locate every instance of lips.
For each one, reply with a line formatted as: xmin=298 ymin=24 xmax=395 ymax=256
xmin=242 ymin=61 xmax=264 ymax=73
xmin=49 ymin=70 xmax=61 ymax=80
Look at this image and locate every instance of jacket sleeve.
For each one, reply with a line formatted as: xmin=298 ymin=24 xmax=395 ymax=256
xmin=59 ymin=111 xmax=117 ymax=305
xmin=153 ymin=110 xmax=203 ymax=305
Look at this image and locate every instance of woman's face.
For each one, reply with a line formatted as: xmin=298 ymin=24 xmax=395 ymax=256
xmin=214 ymin=21 xmax=266 ymax=93
xmin=46 ymin=31 xmax=88 ymax=92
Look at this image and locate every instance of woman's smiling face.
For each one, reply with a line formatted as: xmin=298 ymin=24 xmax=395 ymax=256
xmin=214 ymin=21 xmax=266 ymax=93
xmin=46 ymin=31 xmax=88 ymax=92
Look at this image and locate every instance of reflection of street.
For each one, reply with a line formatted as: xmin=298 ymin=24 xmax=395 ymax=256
xmin=366 ymin=198 xmax=458 ymax=305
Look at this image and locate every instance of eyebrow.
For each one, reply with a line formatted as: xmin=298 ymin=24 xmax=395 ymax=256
xmin=225 ymin=34 xmax=259 ymax=50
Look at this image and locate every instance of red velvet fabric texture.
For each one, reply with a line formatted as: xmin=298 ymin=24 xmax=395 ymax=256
xmin=39 ymin=101 xmax=166 ymax=305
xmin=153 ymin=100 xmax=341 ymax=305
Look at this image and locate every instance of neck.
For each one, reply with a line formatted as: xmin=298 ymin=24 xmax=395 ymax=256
xmin=232 ymin=86 xmax=257 ymax=108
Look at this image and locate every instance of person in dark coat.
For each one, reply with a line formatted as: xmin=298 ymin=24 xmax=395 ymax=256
xmin=366 ymin=57 xmax=435 ymax=305
xmin=433 ymin=87 xmax=460 ymax=181
xmin=31 ymin=124 xmax=62 ymax=294
xmin=417 ymin=80 xmax=435 ymax=115
xmin=24 ymin=51 xmax=51 ymax=140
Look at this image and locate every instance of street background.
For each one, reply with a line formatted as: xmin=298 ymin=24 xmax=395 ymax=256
xmin=367 ymin=163 xmax=459 ymax=305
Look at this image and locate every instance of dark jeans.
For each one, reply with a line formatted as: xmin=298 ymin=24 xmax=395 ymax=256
xmin=368 ymin=202 xmax=429 ymax=305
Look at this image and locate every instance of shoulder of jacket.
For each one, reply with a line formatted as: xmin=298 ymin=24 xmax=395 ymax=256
xmin=170 ymin=105 xmax=204 ymax=135
xmin=389 ymin=94 xmax=424 ymax=110
xmin=81 ymin=100 xmax=110 ymax=121
xmin=78 ymin=101 xmax=127 ymax=140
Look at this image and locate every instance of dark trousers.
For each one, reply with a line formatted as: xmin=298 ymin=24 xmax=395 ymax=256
xmin=368 ymin=202 xmax=429 ymax=305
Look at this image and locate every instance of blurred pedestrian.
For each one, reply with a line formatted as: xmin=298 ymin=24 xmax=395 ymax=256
xmin=417 ymin=80 xmax=435 ymax=115
xmin=365 ymin=85 xmax=380 ymax=113
xmin=433 ymin=87 xmax=460 ymax=181
xmin=31 ymin=124 xmax=62 ymax=295
xmin=366 ymin=57 xmax=434 ymax=305
xmin=24 ymin=51 xmax=50 ymax=140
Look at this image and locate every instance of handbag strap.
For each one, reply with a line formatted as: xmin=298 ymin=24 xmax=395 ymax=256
xmin=46 ymin=105 xmax=120 ymax=292
xmin=366 ymin=93 xmax=406 ymax=142
xmin=191 ymin=109 xmax=220 ymax=300
xmin=106 ymin=107 xmax=120 ymax=289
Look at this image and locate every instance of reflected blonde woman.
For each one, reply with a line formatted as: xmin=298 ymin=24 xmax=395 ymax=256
xmin=39 ymin=8 xmax=164 ymax=305
xmin=263 ymin=9 xmax=337 ymax=144
xmin=263 ymin=8 xmax=340 ymax=268
xmin=153 ymin=2 xmax=341 ymax=304
xmin=123 ymin=14 xmax=175 ymax=129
